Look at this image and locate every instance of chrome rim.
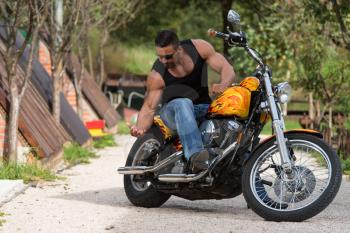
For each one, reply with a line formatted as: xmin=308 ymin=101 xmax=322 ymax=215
xmin=250 ymin=139 xmax=332 ymax=211
xmin=131 ymin=139 xmax=160 ymax=192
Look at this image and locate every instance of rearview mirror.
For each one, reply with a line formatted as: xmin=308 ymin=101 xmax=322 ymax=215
xmin=227 ymin=10 xmax=241 ymax=32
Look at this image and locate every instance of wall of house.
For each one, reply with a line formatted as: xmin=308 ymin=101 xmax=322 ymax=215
xmin=0 ymin=106 xmax=31 ymax=164
xmin=38 ymin=41 xmax=99 ymax=124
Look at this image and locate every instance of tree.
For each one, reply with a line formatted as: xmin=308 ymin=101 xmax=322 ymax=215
xmin=42 ymin=0 xmax=81 ymax=122
xmin=0 ymin=1 xmax=49 ymax=163
xmin=69 ymin=0 xmax=92 ymax=119
xmin=93 ymin=0 xmax=146 ymax=86
xmin=289 ymin=0 xmax=350 ymax=129
xmin=304 ymin=0 xmax=350 ymax=52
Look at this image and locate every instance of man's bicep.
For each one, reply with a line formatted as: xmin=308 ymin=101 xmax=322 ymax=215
xmin=206 ymin=52 xmax=228 ymax=73
xmin=194 ymin=39 xmax=227 ymax=73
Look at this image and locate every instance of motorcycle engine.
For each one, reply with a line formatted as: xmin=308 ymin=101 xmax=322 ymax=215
xmin=199 ymin=119 xmax=243 ymax=148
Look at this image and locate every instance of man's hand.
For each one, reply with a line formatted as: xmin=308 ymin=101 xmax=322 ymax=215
xmin=130 ymin=125 xmax=146 ymax=137
xmin=212 ymin=83 xmax=229 ymax=94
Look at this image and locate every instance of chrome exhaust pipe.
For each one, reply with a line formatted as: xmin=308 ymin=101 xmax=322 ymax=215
xmin=117 ymin=151 xmax=183 ymax=175
xmin=157 ymin=142 xmax=239 ymax=183
xmin=158 ymin=171 xmax=207 ymax=182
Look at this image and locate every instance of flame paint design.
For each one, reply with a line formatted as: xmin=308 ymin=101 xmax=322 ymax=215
xmin=153 ymin=116 xmax=183 ymax=151
xmin=208 ymin=77 xmax=260 ymax=119
xmin=239 ymin=76 xmax=260 ymax=91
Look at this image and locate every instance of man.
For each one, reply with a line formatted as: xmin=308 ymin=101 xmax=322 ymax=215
xmin=131 ymin=30 xmax=235 ymax=173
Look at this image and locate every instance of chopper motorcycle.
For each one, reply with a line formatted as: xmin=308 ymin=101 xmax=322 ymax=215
xmin=118 ymin=10 xmax=342 ymax=222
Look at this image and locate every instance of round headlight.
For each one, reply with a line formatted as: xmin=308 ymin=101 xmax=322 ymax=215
xmin=275 ymin=82 xmax=292 ymax=104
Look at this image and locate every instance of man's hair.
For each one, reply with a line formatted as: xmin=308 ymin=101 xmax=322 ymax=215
xmin=155 ymin=30 xmax=179 ymax=48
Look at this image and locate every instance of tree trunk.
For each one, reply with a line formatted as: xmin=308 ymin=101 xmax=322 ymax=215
xmin=52 ymin=68 xmax=61 ymax=123
xmin=329 ymin=106 xmax=333 ymax=140
xmin=314 ymin=99 xmax=321 ymax=129
xmin=76 ymin=64 xmax=85 ymax=119
xmin=7 ymin=79 xmax=20 ymax=164
xmin=308 ymin=92 xmax=314 ymax=129
xmin=221 ymin=0 xmax=233 ymax=59
xmin=87 ymin=44 xmax=94 ymax=79
xmin=76 ymin=89 xmax=84 ymax=119
xmin=98 ymin=26 xmax=109 ymax=87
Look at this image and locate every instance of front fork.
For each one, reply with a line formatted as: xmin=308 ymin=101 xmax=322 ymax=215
xmin=263 ymin=73 xmax=293 ymax=175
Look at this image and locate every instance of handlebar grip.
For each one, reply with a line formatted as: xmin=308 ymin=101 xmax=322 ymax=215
xmin=207 ymin=28 xmax=229 ymax=40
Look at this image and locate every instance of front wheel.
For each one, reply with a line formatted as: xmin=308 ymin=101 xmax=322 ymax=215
xmin=242 ymin=133 xmax=342 ymax=221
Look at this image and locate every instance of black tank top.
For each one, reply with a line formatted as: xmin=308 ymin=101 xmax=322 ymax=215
xmin=152 ymin=39 xmax=212 ymax=105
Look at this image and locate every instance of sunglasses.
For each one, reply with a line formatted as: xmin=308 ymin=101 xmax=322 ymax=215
xmin=157 ymin=53 xmax=175 ymax=60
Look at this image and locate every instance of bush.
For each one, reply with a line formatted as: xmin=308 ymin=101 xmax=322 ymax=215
xmin=0 ymin=163 xmax=56 ymax=184
xmin=93 ymin=134 xmax=117 ymax=149
xmin=341 ymin=157 xmax=350 ymax=173
xmin=63 ymin=143 xmax=97 ymax=166
xmin=118 ymin=121 xmax=130 ymax=135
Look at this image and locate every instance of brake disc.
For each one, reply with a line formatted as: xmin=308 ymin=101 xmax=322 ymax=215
xmin=273 ymin=166 xmax=316 ymax=203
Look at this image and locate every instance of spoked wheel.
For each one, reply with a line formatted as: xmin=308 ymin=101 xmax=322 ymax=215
xmin=124 ymin=127 xmax=171 ymax=208
xmin=242 ymin=133 xmax=342 ymax=221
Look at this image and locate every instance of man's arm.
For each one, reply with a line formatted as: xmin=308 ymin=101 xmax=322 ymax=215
xmin=192 ymin=39 xmax=235 ymax=93
xmin=130 ymin=70 xmax=164 ymax=137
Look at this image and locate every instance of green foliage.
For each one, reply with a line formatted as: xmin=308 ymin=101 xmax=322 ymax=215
xmin=63 ymin=143 xmax=97 ymax=166
xmin=116 ymin=0 xmax=222 ymax=48
xmin=104 ymin=42 xmax=156 ymax=74
xmin=229 ymin=2 xmax=294 ymax=80
xmin=93 ymin=134 xmax=117 ymax=149
xmin=117 ymin=121 xmax=130 ymax=135
xmin=341 ymin=157 xmax=350 ymax=173
xmin=0 ymin=163 xmax=56 ymax=184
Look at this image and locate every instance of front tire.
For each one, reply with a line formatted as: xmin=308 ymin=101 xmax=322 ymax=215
xmin=242 ymin=133 xmax=342 ymax=221
xmin=124 ymin=127 xmax=171 ymax=208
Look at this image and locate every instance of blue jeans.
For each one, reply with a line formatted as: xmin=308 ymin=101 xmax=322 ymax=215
xmin=159 ymin=98 xmax=209 ymax=160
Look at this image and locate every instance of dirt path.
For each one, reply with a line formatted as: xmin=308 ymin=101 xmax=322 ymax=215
xmin=1 ymin=135 xmax=349 ymax=233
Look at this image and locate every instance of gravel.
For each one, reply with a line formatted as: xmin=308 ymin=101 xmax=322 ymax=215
xmin=1 ymin=135 xmax=349 ymax=233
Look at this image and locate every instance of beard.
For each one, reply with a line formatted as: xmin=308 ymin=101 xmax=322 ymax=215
xmin=164 ymin=62 xmax=176 ymax=69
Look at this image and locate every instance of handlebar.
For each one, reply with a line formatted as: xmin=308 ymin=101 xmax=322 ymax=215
xmin=207 ymin=28 xmax=247 ymax=46
xmin=208 ymin=28 xmax=266 ymax=74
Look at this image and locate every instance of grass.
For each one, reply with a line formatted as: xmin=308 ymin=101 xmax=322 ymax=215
xmin=0 ymin=163 xmax=56 ymax=184
xmin=105 ymin=43 xmax=156 ymax=75
xmin=260 ymin=119 xmax=301 ymax=135
xmin=0 ymin=212 xmax=5 ymax=227
xmin=63 ymin=143 xmax=97 ymax=166
xmin=117 ymin=121 xmax=130 ymax=135
xmin=93 ymin=134 xmax=117 ymax=149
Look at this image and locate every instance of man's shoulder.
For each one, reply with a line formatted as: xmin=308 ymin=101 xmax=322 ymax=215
xmin=147 ymin=70 xmax=165 ymax=89
xmin=191 ymin=39 xmax=215 ymax=59
xmin=151 ymin=59 xmax=165 ymax=75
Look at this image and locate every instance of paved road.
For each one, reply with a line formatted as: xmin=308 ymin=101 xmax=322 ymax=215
xmin=1 ymin=135 xmax=350 ymax=233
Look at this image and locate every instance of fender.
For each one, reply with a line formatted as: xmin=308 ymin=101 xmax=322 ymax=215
xmin=252 ymin=129 xmax=323 ymax=154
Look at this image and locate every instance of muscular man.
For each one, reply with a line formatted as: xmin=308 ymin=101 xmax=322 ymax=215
xmin=131 ymin=30 xmax=235 ymax=173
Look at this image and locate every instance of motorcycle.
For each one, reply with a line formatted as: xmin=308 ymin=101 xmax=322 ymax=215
xmin=118 ymin=9 xmax=342 ymax=222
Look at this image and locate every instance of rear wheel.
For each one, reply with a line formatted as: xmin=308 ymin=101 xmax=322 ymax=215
xmin=242 ymin=133 xmax=342 ymax=221
xmin=124 ymin=127 xmax=171 ymax=208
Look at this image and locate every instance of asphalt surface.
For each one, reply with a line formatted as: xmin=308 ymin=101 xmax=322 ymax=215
xmin=0 ymin=135 xmax=349 ymax=233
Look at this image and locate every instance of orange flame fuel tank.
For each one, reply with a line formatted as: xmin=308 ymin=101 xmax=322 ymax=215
xmin=207 ymin=77 xmax=260 ymax=119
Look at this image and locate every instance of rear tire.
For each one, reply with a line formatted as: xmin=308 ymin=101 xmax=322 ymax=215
xmin=124 ymin=126 xmax=171 ymax=208
xmin=242 ymin=133 xmax=342 ymax=221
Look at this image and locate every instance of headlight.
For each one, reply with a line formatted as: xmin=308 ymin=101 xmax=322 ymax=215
xmin=275 ymin=82 xmax=292 ymax=104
